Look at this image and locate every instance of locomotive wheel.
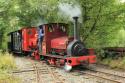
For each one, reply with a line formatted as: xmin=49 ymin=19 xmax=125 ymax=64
xmin=46 ymin=60 xmax=50 ymax=65
xmin=64 ymin=63 xmax=72 ymax=72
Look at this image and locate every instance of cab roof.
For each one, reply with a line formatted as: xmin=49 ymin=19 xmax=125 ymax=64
xmin=39 ymin=23 xmax=68 ymax=27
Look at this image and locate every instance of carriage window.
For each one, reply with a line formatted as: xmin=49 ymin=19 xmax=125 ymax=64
xmin=16 ymin=32 xmax=19 ymax=36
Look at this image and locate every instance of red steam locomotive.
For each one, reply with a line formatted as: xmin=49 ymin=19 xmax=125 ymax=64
xmin=8 ymin=17 xmax=96 ymax=71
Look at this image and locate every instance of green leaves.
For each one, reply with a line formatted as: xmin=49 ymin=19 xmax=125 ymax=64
xmin=76 ymin=0 xmax=125 ymax=48
xmin=0 ymin=0 xmax=68 ymax=49
xmin=0 ymin=0 xmax=125 ymax=49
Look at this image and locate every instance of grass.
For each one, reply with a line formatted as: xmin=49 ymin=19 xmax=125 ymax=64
xmin=0 ymin=51 xmax=20 ymax=83
xmin=0 ymin=52 xmax=16 ymax=70
xmin=100 ymin=56 xmax=125 ymax=69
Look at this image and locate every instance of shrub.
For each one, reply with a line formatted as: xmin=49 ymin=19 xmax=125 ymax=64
xmin=0 ymin=51 xmax=19 ymax=83
xmin=0 ymin=52 xmax=16 ymax=70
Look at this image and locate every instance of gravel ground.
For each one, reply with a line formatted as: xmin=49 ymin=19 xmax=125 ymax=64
xmin=90 ymin=64 xmax=125 ymax=77
xmin=12 ymin=57 xmax=97 ymax=83
xmin=11 ymin=57 xmax=123 ymax=83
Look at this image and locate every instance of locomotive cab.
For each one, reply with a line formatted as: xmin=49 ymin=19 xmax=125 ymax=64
xmin=39 ymin=23 xmax=69 ymax=56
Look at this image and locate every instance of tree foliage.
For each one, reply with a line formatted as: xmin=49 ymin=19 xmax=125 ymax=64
xmin=75 ymin=0 xmax=125 ymax=48
xmin=0 ymin=0 xmax=67 ymax=49
xmin=0 ymin=0 xmax=125 ymax=49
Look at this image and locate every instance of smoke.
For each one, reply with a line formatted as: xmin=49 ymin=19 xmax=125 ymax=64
xmin=59 ymin=3 xmax=82 ymax=21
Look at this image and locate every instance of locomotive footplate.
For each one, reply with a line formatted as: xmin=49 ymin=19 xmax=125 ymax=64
xmin=42 ymin=54 xmax=96 ymax=67
xmin=44 ymin=54 xmax=65 ymax=59
xmin=65 ymin=55 xmax=96 ymax=67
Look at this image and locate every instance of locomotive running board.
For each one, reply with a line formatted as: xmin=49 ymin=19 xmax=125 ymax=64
xmin=42 ymin=54 xmax=66 ymax=59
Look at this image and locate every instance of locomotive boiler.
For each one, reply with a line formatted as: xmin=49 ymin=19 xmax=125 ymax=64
xmin=8 ymin=17 xmax=96 ymax=71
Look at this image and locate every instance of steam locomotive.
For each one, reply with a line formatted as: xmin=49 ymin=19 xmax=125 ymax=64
xmin=8 ymin=17 xmax=96 ymax=71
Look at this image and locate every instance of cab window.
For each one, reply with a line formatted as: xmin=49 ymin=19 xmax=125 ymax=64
xmin=60 ymin=25 xmax=66 ymax=32
xmin=48 ymin=25 xmax=54 ymax=32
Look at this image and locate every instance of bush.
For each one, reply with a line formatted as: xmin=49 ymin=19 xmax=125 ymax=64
xmin=0 ymin=52 xmax=16 ymax=70
xmin=95 ymin=48 xmax=106 ymax=61
xmin=100 ymin=56 xmax=125 ymax=69
xmin=0 ymin=51 xmax=19 ymax=83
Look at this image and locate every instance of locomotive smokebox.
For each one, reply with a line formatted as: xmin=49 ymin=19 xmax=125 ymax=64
xmin=73 ymin=16 xmax=79 ymax=40
xmin=67 ymin=17 xmax=86 ymax=56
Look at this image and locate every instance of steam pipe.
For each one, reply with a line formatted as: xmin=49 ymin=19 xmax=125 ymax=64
xmin=73 ymin=16 xmax=79 ymax=40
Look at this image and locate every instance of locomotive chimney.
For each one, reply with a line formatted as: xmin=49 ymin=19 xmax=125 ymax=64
xmin=73 ymin=16 xmax=80 ymax=40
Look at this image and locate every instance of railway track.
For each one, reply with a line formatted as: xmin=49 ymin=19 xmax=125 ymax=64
xmin=39 ymin=61 xmax=66 ymax=83
xmin=72 ymin=66 xmax=125 ymax=83
xmin=12 ymin=58 xmax=66 ymax=83
xmin=12 ymin=57 xmax=125 ymax=83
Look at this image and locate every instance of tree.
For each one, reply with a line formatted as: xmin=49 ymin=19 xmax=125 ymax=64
xmin=0 ymin=0 xmax=125 ymax=49
xmin=64 ymin=0 xmax=125 ymax=48
xmin=0 ymin=0 xmax=69 ymax=49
